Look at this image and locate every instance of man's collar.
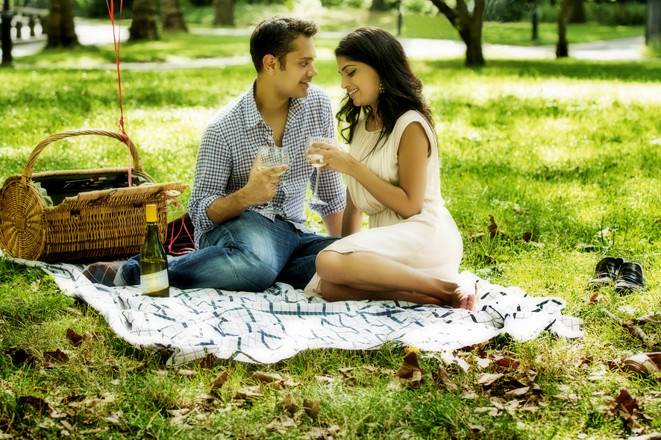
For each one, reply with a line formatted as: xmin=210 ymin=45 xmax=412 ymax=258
xmin=244 ymin=81 xmax=307 ymax=128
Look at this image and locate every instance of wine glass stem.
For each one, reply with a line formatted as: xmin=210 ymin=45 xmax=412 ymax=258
xmin=313 ymin=171 xmax=321 ymax=200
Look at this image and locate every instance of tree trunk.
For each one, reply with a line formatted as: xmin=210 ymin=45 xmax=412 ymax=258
xmin=531 ymin=5 xmax=539 ymax=41
xmin=162 ymin=0 xmax=187 ymax=32
xmin=569 ymin=0 xmax=585 ymax=23
xmin=556 ymin=0 xmax=574 ymax=58
xmin=647 ymin=0 xmax=661 ymax=45
xmin=213 ymin=0 xmax=234 ymax=26
xmin=370 ymin=0 xmax=388 ymax=11
xmin=46 ymin=0 xmax=78 ymax=48
xmin=129 ymin=0 xmax=159 ymax=41
xmin=429 ymin=0 xmax=486 ymax=67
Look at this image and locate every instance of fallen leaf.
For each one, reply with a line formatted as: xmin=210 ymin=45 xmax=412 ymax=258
xmin=19 ymin=395 xmax=51 ymax=414
xmin=477 ymin=373 xmax=503 ymax=387
xmin=474 ymin=407 xmax=498 ymax=417
xmin=468 ymin=424 xmax=485 ymax=433
xmin=432 ymin=366 xmax=458 ymax=391
xmin=488 ymin=215 xmax=499 ymax=238
xmin=303 ymin=399 xmax=320 ymax=421
xmin=588 ymin=292 xmax=602 ymax=305
xmin=505 ymin=386 xmax=530 ymax=397
xmin=210 ymin=371 xmax=229 ymax=396
xmin=176 ymin=368 xmax=196 ymax=377
xmin=66 ymin=329 xmax=85 ymax=347
xmin=306 ymin=425 xmax=341 ymax=440
xmin=461 ymin=389 xmax=478 ymax=400
xmin=234 ymin=386 xmax=262 ymax=400
xmin=266 ymin=417 xmax=296 ymax=434
xmin=522 ymin=231 xmax=533 ymax=242
xmin=493 ymin=355 xmax=520 ymax=372
xmin=252 ymin=371 xmax=284 ymax=386
xmin=315 ymin=375 xmax=335 ymax=385
xmin=475 ymin=357 xmax=491 ymax=369
xmin=609 ymin=388 xmax=644 ymax=432
xmin=280 ymin=393 xmax=298 ymax=417
xmin=468 ymin=232 xmax=486 ymax=241
xmin=199 ymin=353 xmax=220 ymax=369
xmin=397 ymin=351 xmax=424 ymax=388
xmin=105 ymin=411 xmax=123 ymax=426
xmin=6 ymin=347 xmax=36 ymax=366
xmin=44 ymin=349 xmax=69 ymax=363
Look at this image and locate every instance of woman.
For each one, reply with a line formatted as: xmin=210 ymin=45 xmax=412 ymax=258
xmin=305 ymin=27 xmax=475 ymax=310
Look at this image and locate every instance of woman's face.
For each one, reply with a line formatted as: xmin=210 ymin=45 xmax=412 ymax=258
xmin=336 ymin=56 xmax=381 ymax=108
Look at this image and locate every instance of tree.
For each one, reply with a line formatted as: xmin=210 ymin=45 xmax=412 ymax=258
xmin=46 ymin=0 xmax=78 ymax=48
xmin=213 ymin=0 xmax=234 ymax=26
xmin=556 ymin=0 xmax=574 ymax=58
xmin=647 ymin=0 xmax=661 ymax=45
xmin=370 ymin=0 xmax=389 ymax=11
xmin=162 ymin=0 xmax=187 ymax=32
xmin=129 ymin=0 xmax=159 ymax=41
xmin=429 ymin=0 xmax=486 ymax=67
xmin=569 ymin=0 xmax=586 ymax=23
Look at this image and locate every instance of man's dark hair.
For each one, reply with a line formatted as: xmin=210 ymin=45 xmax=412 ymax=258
xmin=250 ymin=17 xmax=318 ymax=72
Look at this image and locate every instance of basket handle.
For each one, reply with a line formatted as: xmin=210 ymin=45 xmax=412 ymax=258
xmin=21 ymin=129 xmax=143 ymax=181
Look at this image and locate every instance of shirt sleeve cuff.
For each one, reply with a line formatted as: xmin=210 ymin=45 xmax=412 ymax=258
xmin=192 ymin=194 xmax=221 ymax=235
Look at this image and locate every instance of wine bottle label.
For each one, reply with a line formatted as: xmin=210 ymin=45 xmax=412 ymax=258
xmin=141 ymin=270 xmax=169 ymax=294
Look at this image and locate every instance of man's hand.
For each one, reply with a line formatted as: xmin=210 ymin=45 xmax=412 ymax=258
xmin=242 ymin=158 xmax=288 ymax=206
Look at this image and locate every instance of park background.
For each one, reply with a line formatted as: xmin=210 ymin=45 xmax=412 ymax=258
xmin=1 ymin=0 xmax=660 ymax=438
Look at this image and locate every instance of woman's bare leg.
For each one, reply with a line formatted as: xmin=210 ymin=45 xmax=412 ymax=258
xmin=315 ymin=251 xmax=473 ymax=309
xmin=318 ymin=279 xmax=443 ymax=305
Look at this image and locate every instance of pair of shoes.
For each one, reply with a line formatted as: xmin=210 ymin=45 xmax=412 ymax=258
xmin=588 ymin=257 xmax=644 ymax=294
xmin=82 ymin=261 xmax=123 ymax=286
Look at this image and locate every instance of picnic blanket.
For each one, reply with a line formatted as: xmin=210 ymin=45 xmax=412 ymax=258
xmin=10 ymin=257 xmax=582 ymax=366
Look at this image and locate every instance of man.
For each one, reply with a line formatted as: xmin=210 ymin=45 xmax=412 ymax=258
xmin=84 ymin=17 xmax=345 ymax=291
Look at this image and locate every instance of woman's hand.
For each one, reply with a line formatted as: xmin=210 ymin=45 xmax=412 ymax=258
xmin=308 ymin=143 xmax=357 ymax=175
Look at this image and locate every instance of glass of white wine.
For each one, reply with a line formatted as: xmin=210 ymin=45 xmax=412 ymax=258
xmin=305 ymin=136 xmax=336 ymax=207
xmin=255 ymin=145 xmax=289 ymax=215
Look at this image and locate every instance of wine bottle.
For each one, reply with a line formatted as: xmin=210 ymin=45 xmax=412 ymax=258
xmin=140 ymin=204 xmax=169 ymax=297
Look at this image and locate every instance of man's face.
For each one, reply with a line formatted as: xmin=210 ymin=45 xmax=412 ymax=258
xmin=274 ymin=36 xmax=317 ymax=99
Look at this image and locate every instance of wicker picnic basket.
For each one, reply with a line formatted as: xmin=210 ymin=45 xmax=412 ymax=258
xmin=0 ymin=129 xmax=187 ymax=263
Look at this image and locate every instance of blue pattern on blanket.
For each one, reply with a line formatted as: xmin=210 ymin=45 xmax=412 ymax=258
xmin=10 ymin=257 xmax=582 ymax=365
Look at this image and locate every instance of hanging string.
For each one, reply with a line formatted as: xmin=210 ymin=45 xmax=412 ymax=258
xmin=106 ymin=0 xmax=133 ymax=187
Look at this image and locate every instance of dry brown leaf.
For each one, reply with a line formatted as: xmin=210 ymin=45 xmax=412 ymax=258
xmin=315 ymin=375 xmax=335 ymax=384
xmin=65 ymin=329 xmax=85 ymax=347
xmin=176 ymin=368 xmax=196 ymax=377
xmin=306 ymin=425 xmax=341 ymax=440
xmin=475 ymin=357 xmax=491 ymax=369
xmin=44 ymin=349 xmax=69 ymax=363
xmin=199 ymin=353 xmax=220 ymax=369
xmin=522 ymin=231 xmax=533 ymax=242
xmin=397 ymin=351 xmax=424 ymax=388
xmin=493 ymin=355 xmax=520 ymax=372
xmin=432 ymin=367 xmax=458 ymax=391
xmin=488 ymin=215 xmax=499 ymax=238
xmin=461 ymin=389 xmax=478 ymax=400
xmin=588 ymin=292 xmax=603 ymax=305
xmin=105 ymin=411 xmax=123 ymax=426
xmin=280 ymin=393 xmax=298 ymax=417
xmin=338 ymin=367 xmax=354 ymax=377
xmin=505 ymin=386 xmax=530 ymax=398
xmin=266 ymin=417 xmax=296 ymax=434
xmin=468 ymin=424 xmax=485 ymax=433
xmin=609 ymin=388 xmax=645 ymax=432
xmin=477 ymin=372 xmax=503 ymax=387
xmin=210 ymin=370 xmax=229 ymax=396
xmin=474 ymin=407 xmax=499 ymax=417
xmin=252 ymin=371 xmax=284 ymax=385
xmin=5 ymin=347 xmax=36 ymax=366
xmin=18 ymin=396 xmax=50 ymax=414
xmin=234 ymin=386 xmax=262 ymax=400
xmin=303 ymin=399 xmax=320 ymax=421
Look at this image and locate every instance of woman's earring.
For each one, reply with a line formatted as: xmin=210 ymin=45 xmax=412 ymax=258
xmin=378 ymin=83 xmax=385 ymax=94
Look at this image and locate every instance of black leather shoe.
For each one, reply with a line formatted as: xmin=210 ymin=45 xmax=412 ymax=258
xmin=588 ymin=257 xmax=623 ymax=288
xmin=615 ymin=262 xmax=644 ymax=294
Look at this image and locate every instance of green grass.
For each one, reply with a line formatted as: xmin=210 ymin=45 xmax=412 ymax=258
xmin=1 ymin=54 xmax=660 ymax=438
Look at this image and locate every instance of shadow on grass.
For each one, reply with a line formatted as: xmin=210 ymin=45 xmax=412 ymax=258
xmin=426 ymin=58 xmax=661 ymax=82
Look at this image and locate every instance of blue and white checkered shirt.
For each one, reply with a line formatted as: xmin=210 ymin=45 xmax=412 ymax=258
xmin=188 ymin=84 xmax=346 ymax=246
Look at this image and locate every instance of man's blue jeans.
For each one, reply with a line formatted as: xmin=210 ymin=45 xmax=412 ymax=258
xmin=120 ymin=211 xmax=337 ymax=291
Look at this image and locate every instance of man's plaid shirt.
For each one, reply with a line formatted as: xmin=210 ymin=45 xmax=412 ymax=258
xmin=188 ymin=84 xmax=346 ymax=245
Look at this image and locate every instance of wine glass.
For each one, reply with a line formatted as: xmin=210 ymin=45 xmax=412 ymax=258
xmin=305 ymin=136 xmax=336 ymax=206
xmin=255 ymin=145 xmax=289 ymax=215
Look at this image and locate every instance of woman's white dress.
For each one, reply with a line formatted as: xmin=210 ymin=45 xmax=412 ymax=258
xmin=304 ymin=110 xmax=463 ymax=294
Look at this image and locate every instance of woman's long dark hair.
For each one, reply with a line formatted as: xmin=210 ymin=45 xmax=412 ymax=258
xmin=335 ymin=27 xmax=434 ymax=154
